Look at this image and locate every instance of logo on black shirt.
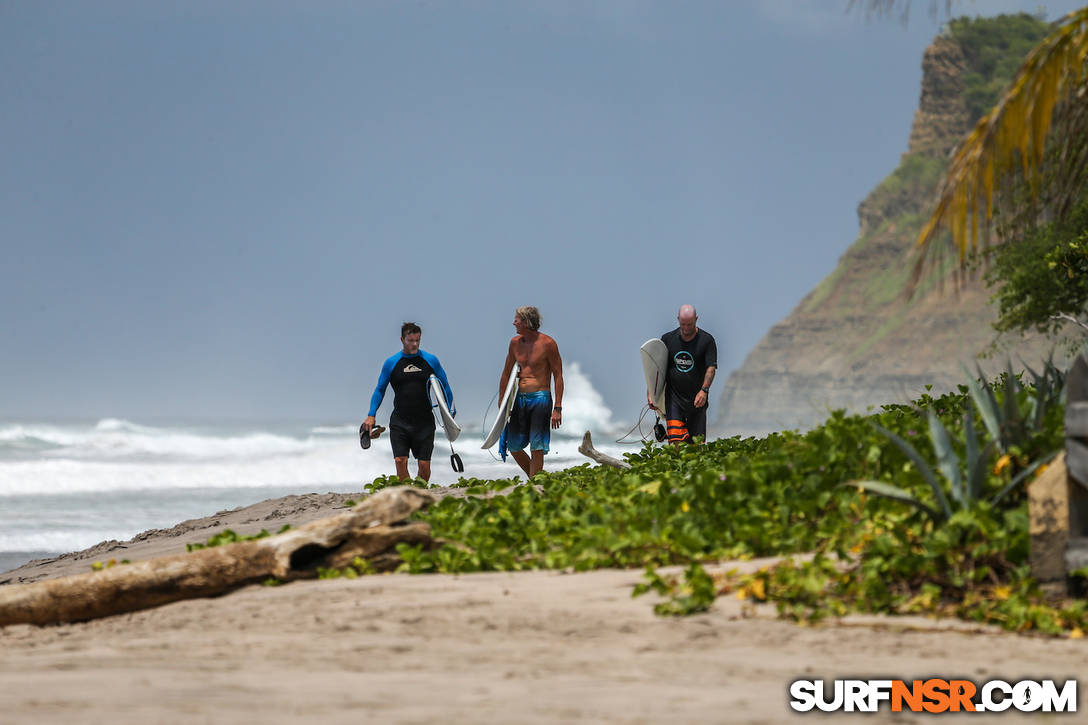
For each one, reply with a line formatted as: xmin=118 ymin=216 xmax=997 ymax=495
xmin=403 ymin=364 xmax=423 ymax=373
xmin=674 ymin=351 xmax=694 ymax=373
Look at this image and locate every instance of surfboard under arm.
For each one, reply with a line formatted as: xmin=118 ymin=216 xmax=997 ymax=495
xmin=482 ymin=363 xmax=520 ymax=450
xmin=429 ymin=375 xmax=461 ymax=443
xmin=640 ymin=338 xmax=668 ymax=414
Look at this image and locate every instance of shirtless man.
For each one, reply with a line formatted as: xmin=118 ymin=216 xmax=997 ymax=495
xmin=497 ymin=306 xmax=564 ymax=478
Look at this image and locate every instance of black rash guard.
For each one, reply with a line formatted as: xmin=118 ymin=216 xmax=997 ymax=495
xmin=661 ymin=327 xmax=717 ymax=407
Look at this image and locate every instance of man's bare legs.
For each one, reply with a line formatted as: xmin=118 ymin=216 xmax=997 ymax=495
xmin=394 ymin=456 xmax=431 ymax=482
xmin=510 ymin=449 xmax=544 ymax=478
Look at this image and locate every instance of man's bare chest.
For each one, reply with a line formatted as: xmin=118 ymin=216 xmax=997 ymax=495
xmin=515 ymin=342 xmax=547 ymax=369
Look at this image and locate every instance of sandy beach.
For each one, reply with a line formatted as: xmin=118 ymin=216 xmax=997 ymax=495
xmin=1 ymin=488 xmax=1085 ymax=723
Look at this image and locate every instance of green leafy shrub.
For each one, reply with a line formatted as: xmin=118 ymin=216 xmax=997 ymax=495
xmin=337 ymin=369 xmax=1074 ymax=634
xmin=90 ymin=558 xmax=131 ymax=571
xmin=633 ymin=564 xmax=717 ymax=616
xmin=947 ymin=13 xmax=1052 ymax=123
xmin=396 ymin=389 xmax=962 ymax=577
xmin=186 ymin=524 xmax=292 ymax=552
xmin=317 ymin=556 xmax=376 ymax=580
xmin=366 ymin=475 xmax=444 ymax=492
xmin=986 ymin=191 xmax=1088 ymax=344
xmin=747 ymin=504 xmax=1087 ymax=637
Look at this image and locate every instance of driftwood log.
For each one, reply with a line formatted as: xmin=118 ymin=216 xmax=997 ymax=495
xmin=0 ymin=486 xmax=436 ymax=627
xmin=578 ymin=431 xmax=631 ymax=469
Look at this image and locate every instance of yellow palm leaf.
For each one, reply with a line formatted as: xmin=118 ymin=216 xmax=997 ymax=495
xmin=914 ymin=7 xmax=1088 ymax=283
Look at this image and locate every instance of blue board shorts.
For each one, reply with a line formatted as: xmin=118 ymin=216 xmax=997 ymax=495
xmin=499 ymin=391 xmax=552 ymax=461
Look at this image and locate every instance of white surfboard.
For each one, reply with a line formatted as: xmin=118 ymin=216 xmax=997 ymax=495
xmin=641 ymin=338 xmax=668 ymax=413
xmin=428 ymin=375 xmax=461 ymax=443
xmin=482 ymin=363 xmax=520 ymax=449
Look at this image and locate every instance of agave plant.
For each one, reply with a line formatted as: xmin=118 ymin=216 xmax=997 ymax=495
xmin=852 ymin=407 xmax=1052 ymax=524
xmin=960 ymin=354 xmax=1066 ymax=454
xmin=1020 ymin=352 xmax=1068 ymax=426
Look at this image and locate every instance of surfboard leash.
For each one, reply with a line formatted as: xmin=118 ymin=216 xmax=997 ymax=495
xmin=615 ymin=404 xmax=661 ymax=445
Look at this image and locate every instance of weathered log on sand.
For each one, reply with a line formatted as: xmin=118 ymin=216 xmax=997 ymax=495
xmin=578 ymin=431 xmax=631 ymax=470
xmin=0 ymin=486 xmax=435 ymax=627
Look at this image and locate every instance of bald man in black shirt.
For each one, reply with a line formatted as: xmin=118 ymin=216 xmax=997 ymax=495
xmin=652 ymin=304 xmax=717 ymax=444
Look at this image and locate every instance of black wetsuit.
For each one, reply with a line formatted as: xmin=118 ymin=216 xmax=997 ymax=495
xmin=661 ymin=327 xmax=717 ymax=443
xmin=367 ymin=350 xmax=455 ymax=460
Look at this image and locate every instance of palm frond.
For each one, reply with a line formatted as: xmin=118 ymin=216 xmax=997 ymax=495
xmin=848 ymin=0 xmax=953 ymax=26
xmin=913 ymin=8 xmax=1088 ymax=286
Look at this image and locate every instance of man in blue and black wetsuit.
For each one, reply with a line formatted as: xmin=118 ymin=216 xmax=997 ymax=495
xmin=363 ymin=322 xmax=455 ymax=482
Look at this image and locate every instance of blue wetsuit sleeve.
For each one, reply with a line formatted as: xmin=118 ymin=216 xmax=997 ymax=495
xmin=422 ymin=351 xmax=455 ymax=416
xmin=367 ymin=354 xmax=398 ymax=417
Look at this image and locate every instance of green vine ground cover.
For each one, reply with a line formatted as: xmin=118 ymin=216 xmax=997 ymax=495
xmin=351 ymin=373 xmax=1082 ymax=636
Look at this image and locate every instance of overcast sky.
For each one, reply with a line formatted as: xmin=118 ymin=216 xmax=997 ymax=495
xmin=2 ymin=0 xmax=1082 ymax=426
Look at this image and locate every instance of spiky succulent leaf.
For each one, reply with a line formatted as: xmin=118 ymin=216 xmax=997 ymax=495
xmin=847 ymin=480 xmax=943 ymax=522
xmin=1001 ymin=360 xmax=1022 ymax=443
xmin=1021 ymin=357 xmax=1041 ymax=384
xmin=927 ymin=410 xmax=964 ymax=506
xmin=1033 ymin=371 xmax=1051 ymax=430
xmin=870 ymin=422 xmax=952 ymax=519
xmin=963 ymin=363 xmax=1002 ymax=448
xmin=968 ymin=440 xmax=999 ymax=505
xmin=964 ymin=407 xmax=981 ymax=501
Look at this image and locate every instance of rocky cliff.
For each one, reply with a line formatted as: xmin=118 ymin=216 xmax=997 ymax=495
xmin=716 ymin=20 xmax=1059 ymax=436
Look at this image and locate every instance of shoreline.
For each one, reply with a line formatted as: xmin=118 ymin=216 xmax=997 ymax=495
xmin=1 ymin=485 xmax=489 ymax=586
xmin=0 ymin=552 xmax=58 ymax=576
xmin=0 ymin=489 xmax=368 ymax=585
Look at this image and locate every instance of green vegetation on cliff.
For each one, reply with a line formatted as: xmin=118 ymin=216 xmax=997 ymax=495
xmin=869 ymin=153 xmax=947 ymax=211
xmin=946 ymin=13 xmax=1051 ymax=124
xmin=802 ymin=151 xmax=947 ymax=319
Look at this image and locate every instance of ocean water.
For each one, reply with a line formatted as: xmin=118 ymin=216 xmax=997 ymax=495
xmin=0 ymin=363 xmax=643 ymax=572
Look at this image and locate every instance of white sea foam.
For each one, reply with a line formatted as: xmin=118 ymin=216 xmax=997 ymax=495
xmin=309 ymin=424 xmax=357 ymax=436
xmin=0 ymin=431 xmax=630 ymax=553
xmin=0 ymin=530 xmax=114 ymax=554
xmin=0 ymin=420 xmax=319 ymax=461
xmin=0 ymin=365 xmax=635 ymax=552
xmin=560 ymin=361 xmax=617 ymax=435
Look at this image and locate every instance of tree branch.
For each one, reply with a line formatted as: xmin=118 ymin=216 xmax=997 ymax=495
xmin=1052 ymin=312 xmax=1088 ymax=335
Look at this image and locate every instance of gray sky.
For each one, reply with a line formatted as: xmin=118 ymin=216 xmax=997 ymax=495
xmin=2 ymin=0 xmax=1082 ymax=425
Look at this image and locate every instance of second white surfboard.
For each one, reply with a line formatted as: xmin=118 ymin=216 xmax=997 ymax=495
xmin=482 ymin=364 xmax=520 ymax=450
